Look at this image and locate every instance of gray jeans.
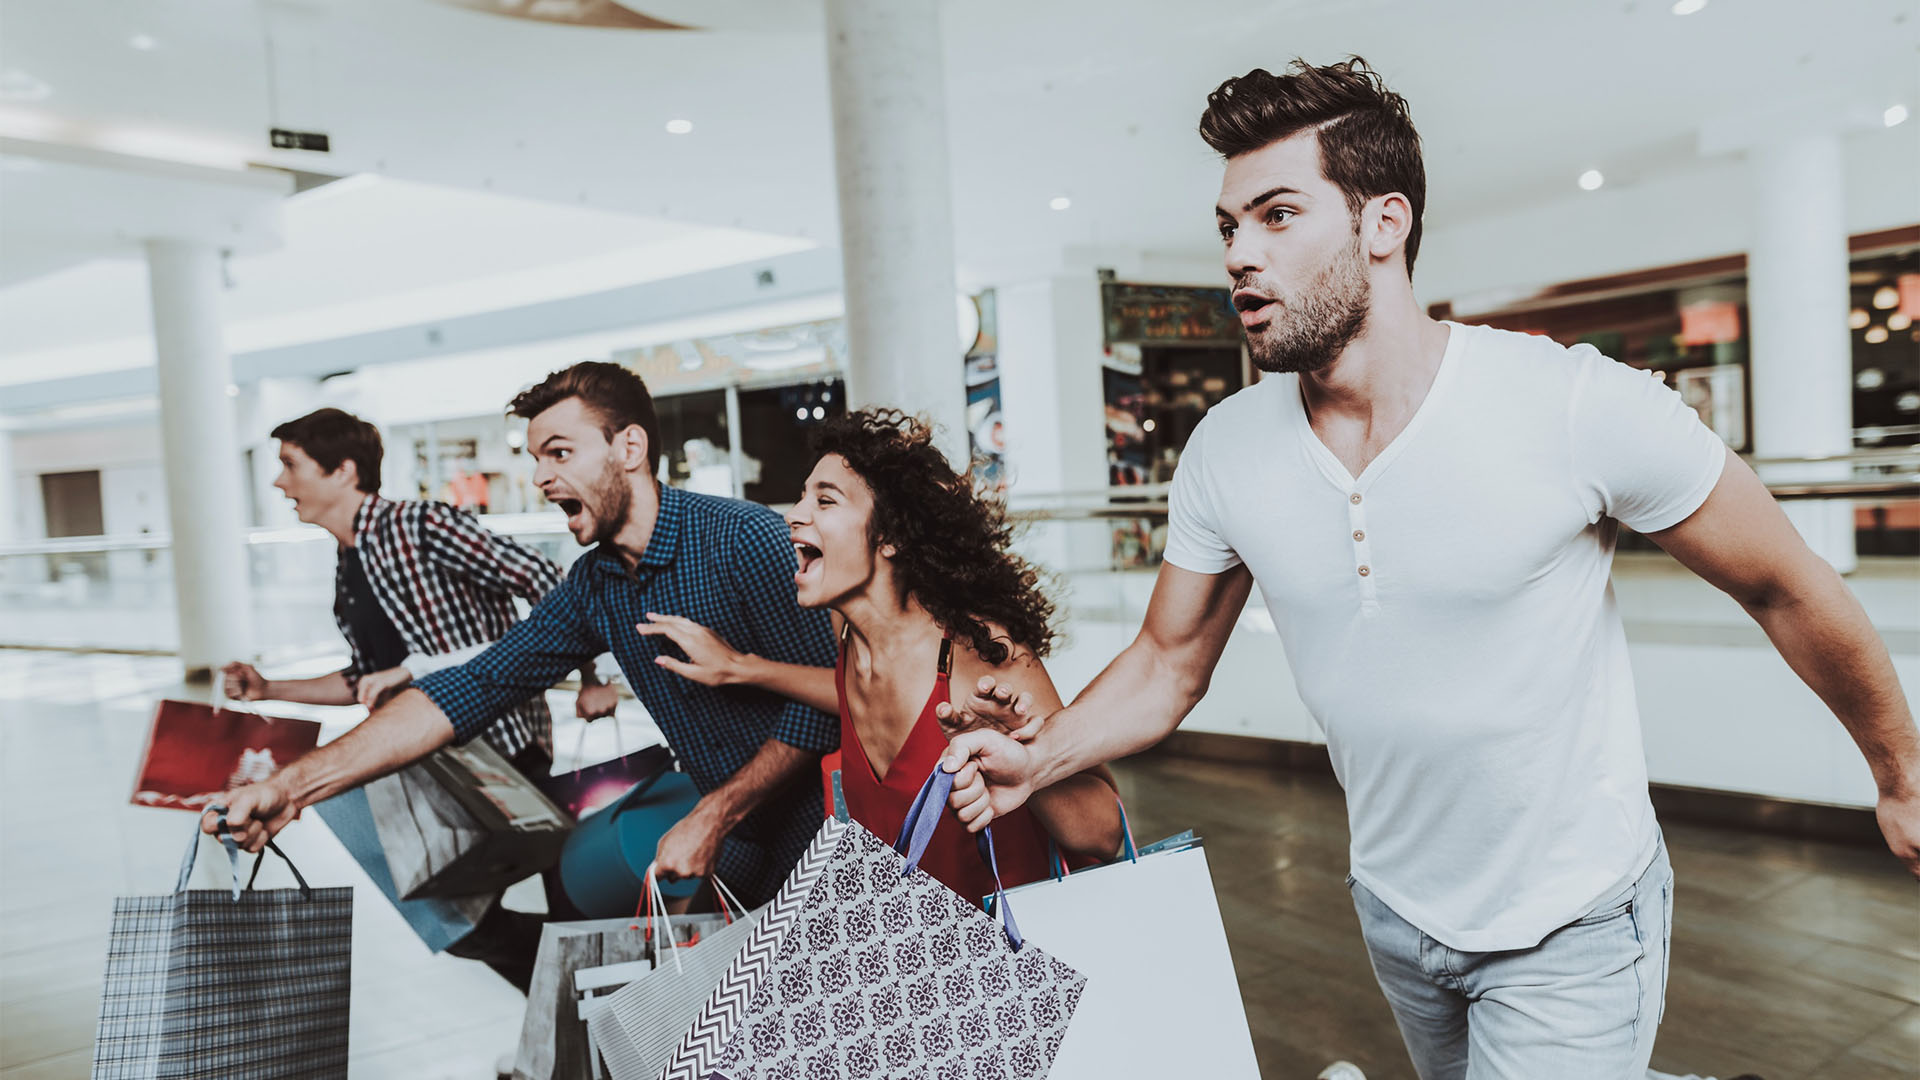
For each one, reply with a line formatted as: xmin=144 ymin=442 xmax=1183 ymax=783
xmin=1349 ymin=838 xmax=1674 ymax=1080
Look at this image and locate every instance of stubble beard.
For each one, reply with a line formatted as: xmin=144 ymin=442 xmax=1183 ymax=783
xmin=1243 ymin=231 xmax=1372 ymax=375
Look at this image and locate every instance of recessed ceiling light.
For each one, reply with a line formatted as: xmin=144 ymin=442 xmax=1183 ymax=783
xmin=129 ymin=34 xmax=157 ymax=51
xmin=1889 ymin=313 xmax=1913 ymax=332
xmin=1670 ymin=0 xmax=1708 ymax=14
xmin=665 ymin=119 xmax=693 ymax=135
xmin=1864 ymin=325 xmax=1890 ymax=344
xmin=1886 ymin=104 xmax=1910 ymax=128
xmin=1578 ymin=170 xmax=1604 ymax=191
xmin=1049 ymin=196 xmax=1072 ymax=211
xmin=1849 ymin=308 xmax=1871 ymax=329
xmin=1873 ymin=285 xmax=1899 ymax=310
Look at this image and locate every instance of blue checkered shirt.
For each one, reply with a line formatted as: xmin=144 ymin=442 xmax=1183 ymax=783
xmin=415 ymin=485 xmax=838 ymax=905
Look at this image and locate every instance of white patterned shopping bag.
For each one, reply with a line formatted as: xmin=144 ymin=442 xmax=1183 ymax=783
xmin=661 ymin=766 xmax=1085 ymax=1080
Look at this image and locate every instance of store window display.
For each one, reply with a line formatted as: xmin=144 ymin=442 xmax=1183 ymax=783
xmin=1438 ymin=238 xmax=1920 ymax=556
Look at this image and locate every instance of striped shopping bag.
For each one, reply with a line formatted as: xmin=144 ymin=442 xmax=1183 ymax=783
xmin=91 ymin=810 xmax=353 ymax=1079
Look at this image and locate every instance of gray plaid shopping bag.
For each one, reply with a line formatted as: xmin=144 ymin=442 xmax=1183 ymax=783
xmin=91 ymin=808 xmax=353 ymax=1079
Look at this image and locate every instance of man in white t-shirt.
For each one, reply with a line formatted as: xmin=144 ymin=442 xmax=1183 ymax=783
xmin=939 ymin=58 xmax=1918 ymax=1080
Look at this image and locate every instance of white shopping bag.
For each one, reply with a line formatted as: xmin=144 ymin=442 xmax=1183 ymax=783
xmin=995 ymin=838 xmax=1260 ymax=1078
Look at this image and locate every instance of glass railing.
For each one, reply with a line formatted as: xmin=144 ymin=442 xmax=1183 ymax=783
xmin=0 ymin=451 xmax=1911 ymax=656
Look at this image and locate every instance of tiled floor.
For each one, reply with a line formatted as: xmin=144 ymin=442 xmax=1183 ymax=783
xmin=1 ymin=650 xmax=1915 ymax=1079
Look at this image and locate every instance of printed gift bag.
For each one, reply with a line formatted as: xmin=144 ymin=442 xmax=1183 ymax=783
xmin=589 ymin=875 xmax=760 ymax=1080
xmin=536 ymin=717 xmax=673 ymax=822
xmin=660 ymin=766 xmax=1085 ymax=1080
xmin=129 ymin=696 xmax=321 ymax=811
xmin=366 ymin=738 xmax=572 ymax=900
xmin=91 ymin=809 xmax=353 ymax=1079
xmin=511 ymin=908 xmax=728 ymax=1080
xmin=311 ymin=785 xmax=491 ymax=953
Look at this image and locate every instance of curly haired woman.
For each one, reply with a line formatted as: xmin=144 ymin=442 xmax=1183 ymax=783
xmin=637 ymin=408 xmax=1124 ymax=901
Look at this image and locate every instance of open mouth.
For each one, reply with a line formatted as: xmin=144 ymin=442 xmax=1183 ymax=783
xmin=554 ymin=497 xmax=585 ymax=525
xmin=793 ymin=540 xmax=823 ymax=581
xmin=1232 ymin=291 xmax=1275 ymax=327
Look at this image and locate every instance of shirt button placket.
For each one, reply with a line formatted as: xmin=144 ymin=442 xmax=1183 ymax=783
xmin=1348 ymin=491 xmax=1377 ymax=609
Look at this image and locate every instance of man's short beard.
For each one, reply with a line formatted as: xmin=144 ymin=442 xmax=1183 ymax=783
xmin=1244 ymin=231 xmax=1371 ymax=375
xmin=584 ymin=457 xmax=633 ymax=546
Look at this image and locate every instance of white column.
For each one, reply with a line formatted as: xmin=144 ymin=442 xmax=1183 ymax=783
xmin=1746 ymin=134 xmax=1856 ymax=573
xmin=824 ymin=0 xmax=968 ymax=467
xmin=0 ymin=428 xmax=16 ymax=545
xmin=146 ymin=238 xmax=254 ymax=675
xmin=996 ymin=275 xmax=1110 ymax=575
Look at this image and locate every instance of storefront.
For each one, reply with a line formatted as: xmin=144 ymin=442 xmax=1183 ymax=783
xmin=1433 ymin=228 xmax=1920 ymax=555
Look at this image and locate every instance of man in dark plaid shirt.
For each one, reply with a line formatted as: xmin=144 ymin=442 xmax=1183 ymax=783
xmin=222 ymin=414 xmax=573 ymax=760
xmin=212 ymin=366 xmax=839 ymax=910
xmin=219 ymin=407 xmax=610 ymax=992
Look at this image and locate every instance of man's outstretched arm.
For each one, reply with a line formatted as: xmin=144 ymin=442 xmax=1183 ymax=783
xmin=1650 ymin=448 xmax=1919 ymax=877
xmin=942 ymin=562 xmax=1253 ymax=830
xmin=205 ymin=688 xmax=454 ymax=852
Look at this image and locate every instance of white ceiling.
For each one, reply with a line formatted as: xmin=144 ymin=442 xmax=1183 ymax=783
xmin=0 ymin=0 xmax=1916 ymax=368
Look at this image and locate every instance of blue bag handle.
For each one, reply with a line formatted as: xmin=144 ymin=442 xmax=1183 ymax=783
xmin=1047 ymin=787 xmax=1138 ymax=882
xmin=893 ymin=766 xmax=1023 ymax=951
xmin=186 ymin=805 xmax=314 ymax=901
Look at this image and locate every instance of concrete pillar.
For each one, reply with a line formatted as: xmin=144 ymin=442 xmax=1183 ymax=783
xmin=1746 ymin=134 xmax=1856 ymax=573
xmin=0 ymin=427 xmax=16 ymax=546
xmin=823 ymin=0 xmax=968 ymax=467
xmin=146 ymin=238 xmax=254 ymax=675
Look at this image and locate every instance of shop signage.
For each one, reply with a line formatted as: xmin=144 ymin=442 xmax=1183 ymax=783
xmin=1101 ymin=282 xmax=1241 ymax=345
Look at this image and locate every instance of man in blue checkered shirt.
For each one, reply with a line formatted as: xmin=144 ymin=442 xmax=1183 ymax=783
xmin=211 ymin=362 xmax=839 ymax=908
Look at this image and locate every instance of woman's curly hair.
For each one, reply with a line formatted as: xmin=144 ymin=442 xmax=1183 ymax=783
xmin=811 ymin=408 xmax=1055 ymax=664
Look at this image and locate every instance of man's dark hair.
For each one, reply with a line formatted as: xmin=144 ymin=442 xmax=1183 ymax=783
xmin=1199 ymin=57 xmax=1426 ymax=273
xmin=508 ymin=361 xmax=662 ymax=478
xmin=270 ymin=408 xmax=382 ymax=493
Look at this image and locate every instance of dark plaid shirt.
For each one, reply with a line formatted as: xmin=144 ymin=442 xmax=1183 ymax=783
xmin=337 ymin=495 xmax=565 ymax=759
xmin=415 ymin=485 xmax=839 ymax=905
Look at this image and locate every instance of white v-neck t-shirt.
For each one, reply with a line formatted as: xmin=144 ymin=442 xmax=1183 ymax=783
xmin=1165 ymin=321 xmax=1727 ymax=951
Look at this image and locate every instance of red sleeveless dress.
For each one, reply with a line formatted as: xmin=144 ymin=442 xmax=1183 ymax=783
xmin=826 ymin=636 xmax=1061 ymax=906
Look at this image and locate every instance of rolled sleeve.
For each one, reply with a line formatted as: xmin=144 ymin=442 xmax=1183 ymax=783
xmin=414 ymin=569 xmax=602 ymax=743
xmin=721 ymin=512 xmax=839 ymax=753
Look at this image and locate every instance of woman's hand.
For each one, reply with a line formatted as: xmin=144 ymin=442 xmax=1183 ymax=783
xmin=355 ymin=666 xmax=413 ymax=711
xmin=638 ymin=613 xmax=747 ymax=687
xmin=936 ymin=675 xmax=1048 ymax=743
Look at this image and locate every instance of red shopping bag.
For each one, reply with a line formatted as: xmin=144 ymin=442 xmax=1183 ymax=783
xmin=129 ymin=698 xmax=323 ymax=812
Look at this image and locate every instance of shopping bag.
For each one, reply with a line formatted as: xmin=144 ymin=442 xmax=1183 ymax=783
xmin=590 ymin=876 xmax=761 ymax=1080
xmin=367 ymin=737 xmax=572 ymax=900
xmin=661 ymin=766 xmax=1086 ymax=1080
xmin=513 ymin=910 xmax=728 ymax=1080
xmin=537 ymin=716 xmax=674 ymax=822
xmin=91 ymin=808 xmax=353 ymax=1079
xmin=311 ymin=784 xmax=492 ymax=953
xmin=557 ymin=769 xmax=703 ymax=917
xmin=993 ymin=827 xmax=1259 ymax=1078
xmin=129 ymin=695 xmax=321 ymax=811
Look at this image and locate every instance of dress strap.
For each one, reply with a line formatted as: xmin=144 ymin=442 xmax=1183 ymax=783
xmin=936 ymin=637 xmax=952 ymax=681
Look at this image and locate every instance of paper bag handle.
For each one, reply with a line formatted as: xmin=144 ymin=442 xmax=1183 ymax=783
xmin=185 ymin=804 xmax=314 ymax=901
xmin=1048 ymin=787 xmax=1137 ymax=881
xmin=894 ymin=766 xmax=1023 ymax=951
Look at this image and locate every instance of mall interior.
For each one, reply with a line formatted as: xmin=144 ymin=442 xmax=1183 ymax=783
xmin=1 ymin=1 xmax=1917 ymax=1078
